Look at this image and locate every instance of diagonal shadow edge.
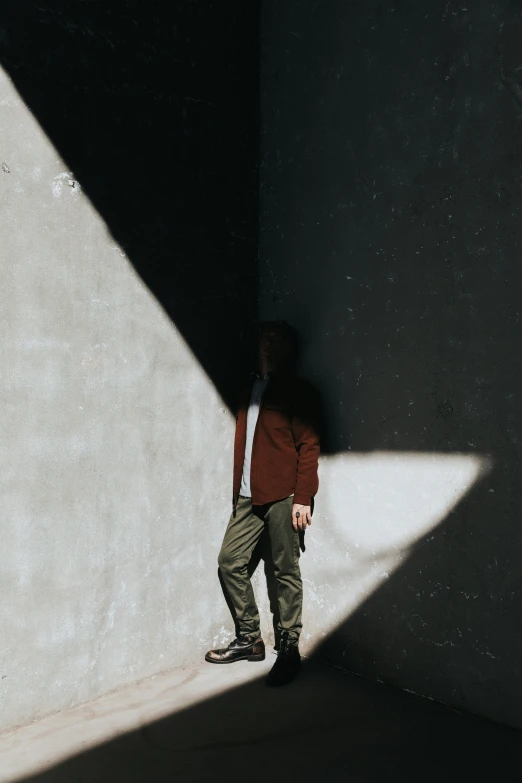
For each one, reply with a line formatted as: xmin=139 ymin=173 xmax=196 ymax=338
xmin=0 ymin=1 xmax=261 ymax=412
xmin=1 ymin=5 xmax=521 ymax=774
xmin=5 ymin=455 xmax=515 ymax=783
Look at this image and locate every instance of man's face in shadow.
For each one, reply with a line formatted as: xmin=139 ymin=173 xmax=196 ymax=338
xmin=258 ymin=327 xmax=292 ymax=372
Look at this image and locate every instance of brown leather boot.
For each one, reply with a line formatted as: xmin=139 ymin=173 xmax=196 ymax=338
xmin=205 ymin=633 xmax=265 ymax=664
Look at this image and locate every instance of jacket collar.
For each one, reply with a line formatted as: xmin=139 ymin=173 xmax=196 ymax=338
xmin=250 ymin=364 xmax=293 ymax=382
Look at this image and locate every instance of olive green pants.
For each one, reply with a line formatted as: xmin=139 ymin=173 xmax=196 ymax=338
xmin=218 ymin=495 xmax=303 ymax=644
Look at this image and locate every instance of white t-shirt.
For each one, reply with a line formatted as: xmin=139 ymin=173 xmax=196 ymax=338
xmin=239 ymin=375 xmax=269 ymax=498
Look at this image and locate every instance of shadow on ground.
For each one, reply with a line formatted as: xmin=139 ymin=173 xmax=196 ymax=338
xmin=15 ymin=659 xmax=521 ymax=783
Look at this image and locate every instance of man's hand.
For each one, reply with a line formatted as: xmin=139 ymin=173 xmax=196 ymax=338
xmin=292 ymin=503 xmax=312 ymax=531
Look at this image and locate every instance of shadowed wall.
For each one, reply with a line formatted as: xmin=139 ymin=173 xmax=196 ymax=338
xmin=260 ymin=0 xmax=522 ymax=727
xmin=2 ymin=0 xmax=522 ymax=738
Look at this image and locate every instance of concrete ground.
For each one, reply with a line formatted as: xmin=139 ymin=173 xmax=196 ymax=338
xmin=0 ymin=653 xmax=520 ymax=783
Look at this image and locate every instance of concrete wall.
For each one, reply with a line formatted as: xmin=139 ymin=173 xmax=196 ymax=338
xmin=260 ymin=1 xmax=522 ymax=727
xmin=3 ymin=0 xmax=522 ymax=737
xmin=0 ymin=3 xmax=259 ymax=733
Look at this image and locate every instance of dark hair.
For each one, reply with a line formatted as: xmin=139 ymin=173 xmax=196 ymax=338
xmin=258 ymin=320 xmax=299 ymax=365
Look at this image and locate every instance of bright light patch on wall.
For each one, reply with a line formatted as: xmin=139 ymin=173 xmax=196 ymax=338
xmin=0 ymin=63 xmax=236 ymax=741
xmin=298 ymin=451 xmax=492 ymax=650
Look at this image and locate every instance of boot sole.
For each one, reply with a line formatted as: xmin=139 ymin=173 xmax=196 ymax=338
xmin=205 ymin=652 xmax=266 ymax=664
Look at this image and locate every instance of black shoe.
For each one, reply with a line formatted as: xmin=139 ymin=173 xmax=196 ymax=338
xmin=205 ymin=634 xmax=265 ymax=664
xmin=266 ymin=632 xmax=301 ymax=686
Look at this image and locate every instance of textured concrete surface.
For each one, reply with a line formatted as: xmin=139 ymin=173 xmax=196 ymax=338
xmin=0 ymin=2 xmax=260 ymax=410
xmin=1 ymin=658 xmax=520 ymax=783
xmin=260 ymin=1 xmax=522 ymax=728
xmin=0 ymin=4 xmax=259 ymax=733
xmin=2 ymin=0 xmax=522 ymax=742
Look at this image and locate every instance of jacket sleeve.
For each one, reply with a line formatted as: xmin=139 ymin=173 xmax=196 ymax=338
xmin=291 ymin=382 xmax=321 ymax=506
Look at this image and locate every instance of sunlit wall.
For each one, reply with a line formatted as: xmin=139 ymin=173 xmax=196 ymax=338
xmin=0 ymin=50 xmax=254 ymax=731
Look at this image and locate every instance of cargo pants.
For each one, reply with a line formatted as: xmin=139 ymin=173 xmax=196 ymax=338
xmin=218 ymin=495 xmax=302 ymax=645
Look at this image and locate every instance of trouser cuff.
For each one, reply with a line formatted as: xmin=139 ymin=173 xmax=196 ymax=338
xmin=239 ymin=628 xmax=261 ymax=638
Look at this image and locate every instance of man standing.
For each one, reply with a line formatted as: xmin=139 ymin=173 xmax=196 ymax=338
xmin=205 ymin=321 xmax=320 ymax=686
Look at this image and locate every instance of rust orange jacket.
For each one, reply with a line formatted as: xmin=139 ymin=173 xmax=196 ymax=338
xmin=233 ymin=369 xmax=320 ymax=509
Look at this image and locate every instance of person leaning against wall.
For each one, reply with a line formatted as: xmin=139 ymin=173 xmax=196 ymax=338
xmin=205 ymin=320 xmax=320 ymax=687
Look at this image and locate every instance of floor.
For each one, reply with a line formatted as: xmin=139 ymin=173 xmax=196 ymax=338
xmin=0 ymin=653 xmax=520 ymax=783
